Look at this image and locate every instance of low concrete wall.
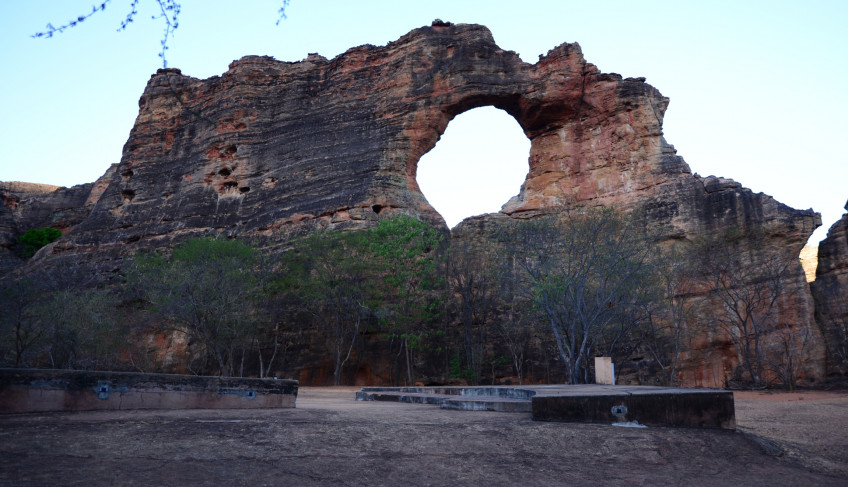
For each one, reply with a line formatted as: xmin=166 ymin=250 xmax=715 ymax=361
xmin=0 ymin=369 xmax=298 ymax=414
xmin=358 ymin=385 xmax=735 ymax=428
xmin=532 ymin=389 xmax=735 ymax=429
xmin=359 ymin=386 xmax=537 ymax=400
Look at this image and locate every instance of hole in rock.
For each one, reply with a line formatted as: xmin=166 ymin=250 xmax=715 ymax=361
xmin=416 ymin=106 xmax=530 ymax=229
xmin=218 ymin=168 xmax=232 ymax=176
xmin=121 ymin=189 xmax=135 ymax=203
xmin=371 ymin=204 xmax=383 ymax=215
xmin=239 ymin=186 xmax=250 ymax=194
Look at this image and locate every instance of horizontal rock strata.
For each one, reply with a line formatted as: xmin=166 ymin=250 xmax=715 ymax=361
xmin=811 ymin=201 xmax=848 ymax=376
xmin=1 ymin=22 xmax=825 ymax=385
xmin=0 ymin=166 xmax=115 ymax=273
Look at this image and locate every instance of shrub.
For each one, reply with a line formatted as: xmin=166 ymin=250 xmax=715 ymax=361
xmin=18 ymin=227 xmax=62 ymax=257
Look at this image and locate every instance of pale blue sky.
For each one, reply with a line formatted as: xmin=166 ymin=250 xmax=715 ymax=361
xmin=1 ymin=1 xmax=845 ymax=243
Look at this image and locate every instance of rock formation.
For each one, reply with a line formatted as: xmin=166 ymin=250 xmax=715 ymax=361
xmin=1 ymin=22 xmax=824 ymax=385
xmin=811 ymin=201 xmax=848 ymax=376
xmin=0 ymin=167 xmax=115 ymax=273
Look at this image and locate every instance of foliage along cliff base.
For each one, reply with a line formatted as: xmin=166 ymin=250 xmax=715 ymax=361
xmin=0 ymin=22 xmax=828 ymax=388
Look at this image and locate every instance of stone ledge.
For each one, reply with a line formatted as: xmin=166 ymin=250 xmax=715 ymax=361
xmin=532 ymin=388 xmax=735 ymax=429
xmin=0 ymin=368 xmax=298 ymax=413
xmin=357 ymin=385 xmax=735 ymax=429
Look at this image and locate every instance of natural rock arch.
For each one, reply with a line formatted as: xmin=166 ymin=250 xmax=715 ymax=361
xmin=296 ymin=21 xmax=680 ymax=231
xmin=0 ymin=21 xmax=824 ymax=386
xmin=416 ymin=106 xmax=530 ymax=227
xmin=55 ymin=22 xmax=691 ymax=246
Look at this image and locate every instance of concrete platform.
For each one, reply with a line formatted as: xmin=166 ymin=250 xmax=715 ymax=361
xmin=357 ymin=385 xmax=735 ymax=429
xmin=0 ymin=368 xmax=298 ymax=413
xmin=357 ymin=387 xmax=534 ymax=412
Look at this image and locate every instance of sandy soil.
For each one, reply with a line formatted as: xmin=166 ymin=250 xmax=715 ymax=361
xmin=0 ymin=387 xmax=845 ymax=486
xmin=733 ymin=390 xmax=848 ymax=478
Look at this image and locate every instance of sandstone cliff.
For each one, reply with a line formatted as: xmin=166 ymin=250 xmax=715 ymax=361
xmin=2 ymin=22 xmax=824 ymax=385
xmin=811 ymin=201 xmax=848 ymax=376
xmin=0 ymin=166 xmax=115 ymax=273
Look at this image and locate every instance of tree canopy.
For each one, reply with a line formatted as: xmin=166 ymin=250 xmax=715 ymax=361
xmin=17 ymin=227 xmax=62 ymax=257
xmin=499 ymin=208 xmax=660 ymax=384
xmin=129 ymin=237 xmax=265 ymax=376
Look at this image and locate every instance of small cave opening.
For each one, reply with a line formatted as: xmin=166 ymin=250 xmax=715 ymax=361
xmin=416 ymin=106 xmax=530 ymax=228
xmin=371 ymin=204 xmax=383 ymax=215
xmin=121 ymin=189 xmax=135 ymax=203
xmin=239 ymin=186 xmax=251 ymax=194
xmin=218 ymin=168 xmax=232 ymax=177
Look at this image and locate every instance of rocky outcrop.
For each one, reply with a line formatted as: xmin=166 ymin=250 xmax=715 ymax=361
xmin=0 ymin=166 xmax=116 ymax=274
xmin=4 ymin=22 xmax=824 ymax=385
xmin=811 ymin=201 xmax=848 ymax=376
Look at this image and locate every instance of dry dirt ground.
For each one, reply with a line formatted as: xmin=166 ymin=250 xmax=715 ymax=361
xmin=1 ymin=387 xmax=846 ymax=486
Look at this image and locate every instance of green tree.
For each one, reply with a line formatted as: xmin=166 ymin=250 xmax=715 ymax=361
xmin=279 ymin=230 xmax=372 ymax=385
xmin=17 ymin=227 xmax=62 ymax=257
xmin=368 ymin=215 xmax=445 ymax=386
xmin=129 ymin=237 xmax=264 ymax=376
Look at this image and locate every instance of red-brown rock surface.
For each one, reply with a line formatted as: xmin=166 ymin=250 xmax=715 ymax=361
xmin=811 ymin=201 xmax=848 ymax=376
xmin=1 ymin=22 xmax=824 ymax=385
xmin=0 ymin=167 xmax=115 ymax=273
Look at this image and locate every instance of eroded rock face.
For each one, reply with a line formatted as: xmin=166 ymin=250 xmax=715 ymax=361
xmin=811 ymin=201 xmax=848 ymax=376
xmin=24 ymin=23 xmax=695 ymax=259
xmin=3 ymin=22 xmax=824 ymax=385
xmin=0 ymin=166 xmax=116 ymax=273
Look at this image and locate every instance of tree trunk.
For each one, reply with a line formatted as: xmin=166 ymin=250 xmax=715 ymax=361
xmin=405 ymin=339 xmax=414 ymax=386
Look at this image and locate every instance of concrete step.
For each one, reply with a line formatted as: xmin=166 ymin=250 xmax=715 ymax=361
xmin=356 ymin=385 xmax=737 ymax=428
xmin=355 ymin=391 xmax=455 ymax=405
xmin=440 ymin=397 xmax=532 ymax=413
xmin=356 ymin=387 xmax=533 ymax=413
xmin=359 ymin=386 xmax=536 ymax=400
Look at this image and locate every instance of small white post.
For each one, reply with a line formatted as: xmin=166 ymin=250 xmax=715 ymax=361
xmin=595 ymin=357 xmax=615 ymax=385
